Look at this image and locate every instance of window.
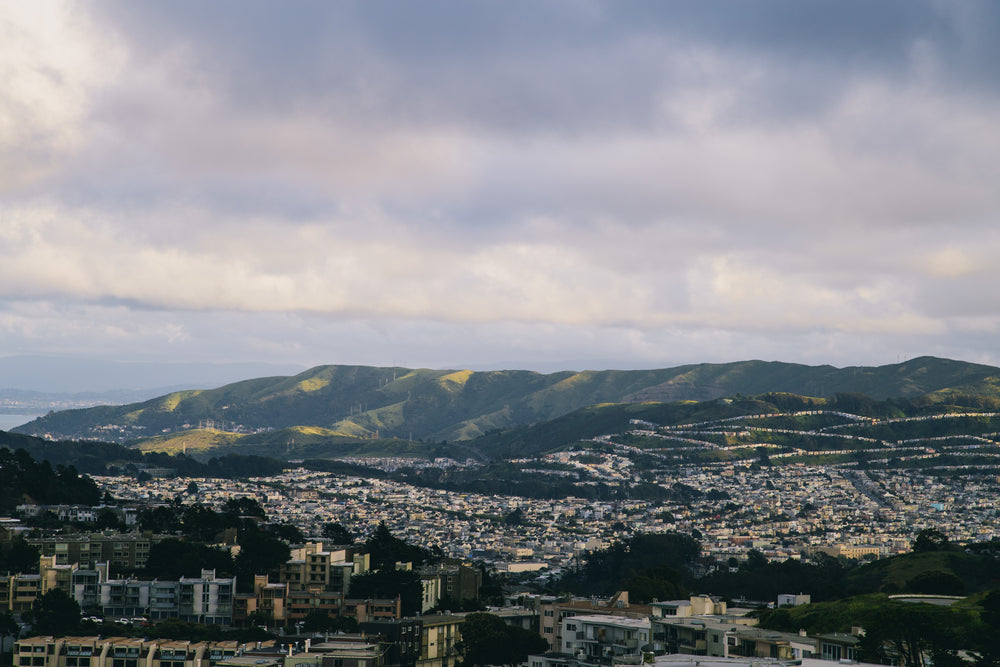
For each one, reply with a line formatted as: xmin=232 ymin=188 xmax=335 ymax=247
xmin=543 ymin=610 xmax=554 ymax=617
xmin=544 ymin=627 xmax=553 ymax=634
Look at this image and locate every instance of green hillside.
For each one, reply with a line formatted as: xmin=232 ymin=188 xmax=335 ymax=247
xmin=13 ymin=357 xmax=1000 ymax=451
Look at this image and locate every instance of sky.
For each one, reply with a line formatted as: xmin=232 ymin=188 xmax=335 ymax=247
xmin=2 ymin=1 xmax=1000 ymax=384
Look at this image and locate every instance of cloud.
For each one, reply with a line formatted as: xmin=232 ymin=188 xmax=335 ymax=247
xmin=1 ymin=1 xmax=999 ymax=375
xmin=0 ymin=3 xmax=124 ymax=192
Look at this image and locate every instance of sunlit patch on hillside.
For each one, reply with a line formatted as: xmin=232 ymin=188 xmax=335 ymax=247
xmin=438 ymin=369 xmax=473 ymax=390
xmin=294 ymin=377 xmax=331 ymax=393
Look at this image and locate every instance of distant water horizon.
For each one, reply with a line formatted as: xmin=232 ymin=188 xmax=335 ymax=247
xmin=0 ymin=414 xmax=42 ymax=431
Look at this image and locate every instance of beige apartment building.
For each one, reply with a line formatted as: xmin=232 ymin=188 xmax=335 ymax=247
xmin=12 ymin=637 xmax=249 ymax=667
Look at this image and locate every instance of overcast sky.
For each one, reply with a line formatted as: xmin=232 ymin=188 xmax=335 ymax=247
xmin=2 ymin=1 xmax=999 ymax=378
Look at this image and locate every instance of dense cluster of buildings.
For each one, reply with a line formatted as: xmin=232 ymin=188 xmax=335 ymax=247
xmin=11 ymin=623 xmax=463 ymax=667
xmin=4 ymin=417 xmax=994 ymax=666
xmin=0 ymin=533 xmax=480 ymax=631
xmin=8 ymin=589 xmax=868 ymax=667
xmin=87 ymin=458 xmax=999 ymax=581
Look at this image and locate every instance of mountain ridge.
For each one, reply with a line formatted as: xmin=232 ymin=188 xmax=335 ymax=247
xmin=12 ymin=356 xmax=1000 ymax=447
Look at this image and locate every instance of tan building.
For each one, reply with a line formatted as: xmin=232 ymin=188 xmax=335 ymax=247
xmin=416 ymin=614 xmax=463 ymax=667
xmin=27 ymin=534 xmax=161 ymax=572
xmin=40 ymin=556 xmax=78 ymax=596
xmin=815 ymin=544 xmax=882 ymax=559
xmin=538 ymin=591 xmax=655 ymax=651
xmin=12 ymin=637 xmax=252 ymax=667
xmin=0 ymin=574 xmax=42 ymax=613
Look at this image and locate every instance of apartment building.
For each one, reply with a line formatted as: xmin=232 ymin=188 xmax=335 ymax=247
xmin=12 ymin=637 xmax=252 ymax=667
xmin=538 ymin=592 xmax=655 ymax=651
xmin=234 ymin=575 xmax=399 ymax=628
xmin=94 ymin=570 xmax=235 ymax=623
xmin=27 ymin=533 xmax=161 ymax=572
xmin=415 ymin=563 xmax=481 ymax=606
xmin=652 ymin=617 xmax=815 ymax=660
xmin=560 ymin=614 xmax=650 ymax=662
xmin=650 ymin=595 xmax=727 ymax=618
xmin=0 ymin=574 xmax=41 ymax=613
xmin=415 ymin=614 xmax=463 ymax=667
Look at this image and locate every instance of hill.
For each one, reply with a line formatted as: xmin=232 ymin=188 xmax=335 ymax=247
xmin=12 ymin=357 xmax=1000 ymax=452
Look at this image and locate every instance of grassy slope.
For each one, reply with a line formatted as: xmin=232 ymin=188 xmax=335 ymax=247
xmin=844 ymin=549 xmax=1000 ymax=595
xmin=15 ymin=357 xmax=1000 ymax=453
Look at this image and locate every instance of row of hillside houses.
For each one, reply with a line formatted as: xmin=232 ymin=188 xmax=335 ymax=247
xmin=2 ymin=537 xmax=480 ymax=628
xmin=526 ymin=592 xmax=863 ymax=667
xmin=12 ymin=620 xmax=466 ymax=667
xmin=9 ymin=593 xmax=870 ymax=667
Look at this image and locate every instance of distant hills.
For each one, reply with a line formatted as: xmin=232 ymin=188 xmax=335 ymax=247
xmin=11 ymin=357 xmax=1000 ymax=459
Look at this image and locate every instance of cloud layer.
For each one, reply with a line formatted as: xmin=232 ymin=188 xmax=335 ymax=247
xmin=2 ymin=1 xmax=999 ymax=374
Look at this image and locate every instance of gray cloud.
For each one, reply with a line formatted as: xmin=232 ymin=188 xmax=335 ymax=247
xmin=2 ymin=1 xmax=999 ymax=380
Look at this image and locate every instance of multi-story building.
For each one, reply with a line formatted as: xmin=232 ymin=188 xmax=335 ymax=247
xmin=538 ymin=592 xmax=654 ymax=651
xmin=358 ymin=619 xmax=422 ymax=667
xmin=178 ymin=570 xmax=235 ymax=625
xmin=650 ymin=595 xmax=727 ymax=618
xmin=286 ymin=589 xmax=342 ymax=625
xmin=415 ymin=614 xmax=463 ymax=667
xmin=652 ymin=616 xmax=815 ymax=659
xmin=27 ymin=533 xmax=161 ymax=572
xmin=560 ymin=614 xmax=650 ymax=662
xmin=814 ymin=632 xmax=861 ymax=662
xmin=100 ymin=579 xmax=150 ymax=619
xmin=279 ymin=545 xmax=354 ymax=597
xmin=71 ymin=565 xmax=107 ymax=612
xmin=94 ymin=569 xmax=234 ymax=623
xmin=12 ymin=637 xmax=254 ymax=667
xmin=416 ymin=563 xmax=481 ymax=607
xmin=0 ymin=573 xmax=41 ymax=613
xmin=39 ymin=556 xmax=77 ymax=596
xmin=343 ymin=597 xmax=402 ymax=623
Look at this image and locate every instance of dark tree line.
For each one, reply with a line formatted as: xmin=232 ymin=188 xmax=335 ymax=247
xmin=0 ymin=448 xmax=101 ymax=511
xmin=555 ymin=532 xmax=701 ymax=601
xmin=0 ymin=433 xmax=287 ymax=480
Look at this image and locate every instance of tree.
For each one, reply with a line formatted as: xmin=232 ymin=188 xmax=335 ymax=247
xmin=138 ymin=505 xmax=182 ymax=534
xmin=743 ymin=549 xmax=768 ymax=571
xmin=905 ymin=570 xmax=965 ymax=596
xmin=182 ymin=504 xmax=227 ymax=542
xmin=857 ymin=602 xmax=967 ymax=667
xmin=267 ymin=523 xmax=305 ymax=543
xmin=29 ymin=589 xmax=80 ymax=636
xmin=558 ymin=532 xmax=700 ymax=596
xmin=911 ymin=528 xmax=951 ymax=553
xmin=458 ymin=613 xmax=548 ymax=667
xmin=235 ymin=530 xmax=290 ymax=582
xmin=144 ymin=539 xmax=234 ymax=580
xmin=503 ymin=508 xmax=525 ymax=526
xmin=321 ymin=522 xmax=354 ymax=544
xmin=348 ymin=569 xmax=423 ymax=617
xmin=223 ymin=497 xmax=266 ymax=520
xmin=0 ymin=537 xmax=40 ymax=574
xmin=621 ymin=564 xmax=688 ymax=603
xmin=301 ymin=610 xmax=334 ymax=633
xmin=0 ymin=611 xmax=19 ymax=666
xmin=94 ymin=508 xmax=125 ymax=531
xmin=364 ymin=522 xmax=433 ymax=570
